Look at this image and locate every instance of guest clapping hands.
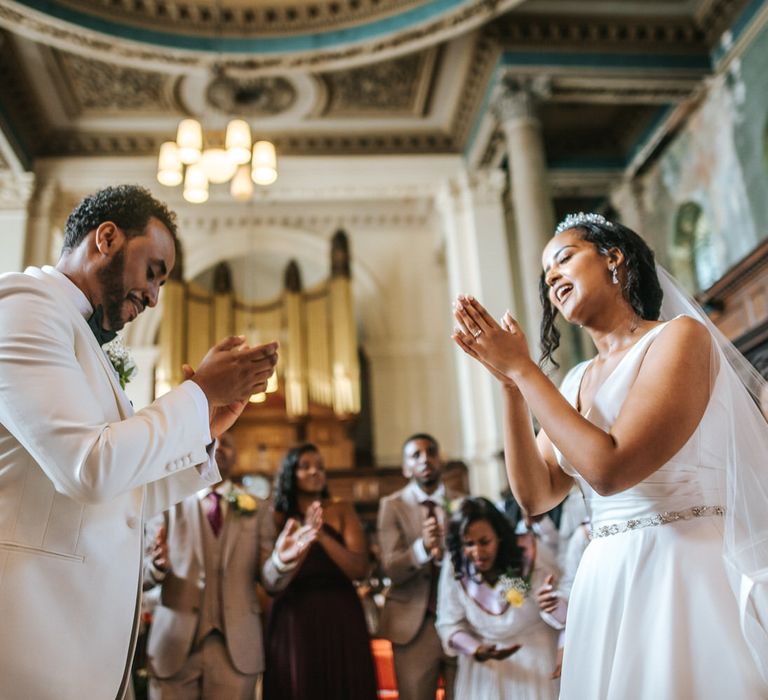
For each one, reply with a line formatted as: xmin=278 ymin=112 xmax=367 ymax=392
xmin=263 ymin=444 xmax=378 ymax=700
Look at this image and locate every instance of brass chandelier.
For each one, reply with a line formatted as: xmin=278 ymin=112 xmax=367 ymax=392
xmin=156 ymin=118 xmax=278 ymax=203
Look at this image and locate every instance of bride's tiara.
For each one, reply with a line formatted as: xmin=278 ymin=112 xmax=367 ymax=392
xmin=555 ymin=212 xmax=615 ymax=235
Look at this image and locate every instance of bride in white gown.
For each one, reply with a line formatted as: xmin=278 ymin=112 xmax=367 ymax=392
xmin=451 ymin=213 xmax=768 ymax=699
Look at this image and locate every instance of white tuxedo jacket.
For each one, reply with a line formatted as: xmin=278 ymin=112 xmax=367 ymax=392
xmin=0 ymin=268 xmax=219 ymax=700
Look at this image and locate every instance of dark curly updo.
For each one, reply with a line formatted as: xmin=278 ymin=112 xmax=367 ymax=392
xmin=273 ymin=443 xmax=330 ymax=519
xmin=539 ymin=220 xmax=663 ymax=368
xmin=447 ymin=497 xmax=524 ymax=580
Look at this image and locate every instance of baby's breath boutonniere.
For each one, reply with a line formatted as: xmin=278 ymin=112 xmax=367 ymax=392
xmin=498 ymin=571 xmax=531 ymax=608
xmin=227 ymin=490 xmax=258 ymax=516
xmin=103 ymin=336 xmax=137 ymax=389
xmin=443 ymin=496 xmax=464 ymax=517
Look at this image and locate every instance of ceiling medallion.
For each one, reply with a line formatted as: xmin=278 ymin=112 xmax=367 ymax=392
xmin=206 ymin=72 xmax=297 ymax=117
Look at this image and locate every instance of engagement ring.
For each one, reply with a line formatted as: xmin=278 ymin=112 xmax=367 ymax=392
xmin=473 ymin=329 xmax=483 ymax=338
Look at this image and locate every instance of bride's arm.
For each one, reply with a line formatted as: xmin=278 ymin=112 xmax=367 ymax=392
xmin=502 ymin=385 xmax=573 ymax=515
xmin=455 ymin=297 xmax=712 ymax=500
xmin=507 ymin=316 xmax=711 ymax=496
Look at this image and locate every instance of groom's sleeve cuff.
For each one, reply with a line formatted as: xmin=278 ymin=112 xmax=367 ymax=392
xmin=179 ymin=380 xmax=212 ymax=445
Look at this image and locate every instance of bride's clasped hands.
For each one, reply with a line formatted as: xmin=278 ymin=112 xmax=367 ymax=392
xmin=451 ymin=294 xmax=533 ymax=386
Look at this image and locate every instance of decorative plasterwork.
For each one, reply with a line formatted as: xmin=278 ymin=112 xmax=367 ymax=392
xmin=0 ymin=30 xmax=47 ymax=165
xmin=205 ymin=73 xmax=297 ymax=116
xmin=319 ymin=49 xmax=437 ymax=117
xmin=0 ymin=170 xmax=35 ymax=209
xmin=41 ymin=129 xmax=458 ymax=157
xmin=546 ymin=76 xmax=704 ymax=104
xmin=493 ymin=74 xmax=552 ymax=125
xmin=695 ymin=0 xmax=751 ymax=41
xmin=0 ymin=0 xmax=524 ymax=75
xmin=447 ymin=33 xmax=498 ymax=145
xmin=488 ymin=13 xmax=708 ymax=52
xmin=54 ymin=49 xmax=176 ymax=114
xmin=53 ymin=0 xmax=432 ymax=37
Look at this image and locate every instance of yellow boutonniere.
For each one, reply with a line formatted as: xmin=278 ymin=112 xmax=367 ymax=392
xmin=498 ymin=572 xmax=530 ymax=608
xmin=227 ymin=491 xmax=258 ymax=516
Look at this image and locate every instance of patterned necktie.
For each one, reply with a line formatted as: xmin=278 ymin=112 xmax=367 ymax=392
xmin=423 ymin=499 xmax=439 ymax=615
xmin=206 ymin=491 xmax=223 ymax=537
xmin=86 ymin=306 xmax=117 ymax=346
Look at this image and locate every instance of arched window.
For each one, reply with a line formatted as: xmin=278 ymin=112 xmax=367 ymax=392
xmin=670 ymin=202 xmax=718 ymax=292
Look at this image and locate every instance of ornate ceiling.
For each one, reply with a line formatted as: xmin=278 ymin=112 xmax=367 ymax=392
xmin=0 ymin=0 xmax=752 ymax=204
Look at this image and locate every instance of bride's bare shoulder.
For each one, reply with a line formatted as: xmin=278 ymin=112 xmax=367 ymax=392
xmin=646 ymin=316 xmax=712 ymax=369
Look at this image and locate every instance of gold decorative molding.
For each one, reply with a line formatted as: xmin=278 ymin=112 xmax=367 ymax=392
xmin=54 ymin=50 xmax=176 ymax=114
xmin=319 ymin=48 xmax=438 ymax=117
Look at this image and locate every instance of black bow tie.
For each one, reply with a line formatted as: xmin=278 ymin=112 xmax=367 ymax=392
xmin=87 ymin=306 xmax=117 ymax=346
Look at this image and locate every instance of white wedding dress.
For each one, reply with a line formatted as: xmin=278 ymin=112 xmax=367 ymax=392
xmin=555 ymin=320 xmax=767 ymax=699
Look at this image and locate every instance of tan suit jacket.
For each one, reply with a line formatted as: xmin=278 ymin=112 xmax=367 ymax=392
xmin=377 ymin=484 xmax=462 ymax=645
xmin=146 ymin=495 xmax=291 ymax=678
xmin=0 ymin=269 xmax=218 ymax=700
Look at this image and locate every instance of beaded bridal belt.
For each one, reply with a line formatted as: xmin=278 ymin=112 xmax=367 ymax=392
xmin=589 ymin=505 xmax=725 ymax=540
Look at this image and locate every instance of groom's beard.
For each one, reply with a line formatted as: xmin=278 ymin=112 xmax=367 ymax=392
xmin=96 ymin=247 xmax=127 ymax=331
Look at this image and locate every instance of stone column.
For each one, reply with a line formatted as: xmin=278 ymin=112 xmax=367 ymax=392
xmin=436 ymin=168 xmax=514 ymax=499
xmin=0 ymin=171 xmax=34 ymax=273
xmin=493 ymin=75 xmax=577 ymax=373
xmin=22 ymin=178 xmax=59 ymax=268
xmin=493 ymin=76 xmax=554 ymax=345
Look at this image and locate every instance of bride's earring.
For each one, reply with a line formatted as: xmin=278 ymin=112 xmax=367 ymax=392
xmin=610 ymin=266 xmax=619 ymax=284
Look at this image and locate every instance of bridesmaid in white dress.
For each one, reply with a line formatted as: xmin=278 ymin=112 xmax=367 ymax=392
xmin=436 ymin=497 xmax=560 ymax=699
xmin=451 ymin=214 xmax=768 ymax=699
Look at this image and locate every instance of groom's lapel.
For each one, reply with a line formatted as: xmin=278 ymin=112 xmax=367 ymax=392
xmin=27 ymin=268 xmax=135 ymax=418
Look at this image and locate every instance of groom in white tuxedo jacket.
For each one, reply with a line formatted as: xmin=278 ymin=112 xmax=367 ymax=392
xmin=0 ymin=185 xmax=278 ymax=700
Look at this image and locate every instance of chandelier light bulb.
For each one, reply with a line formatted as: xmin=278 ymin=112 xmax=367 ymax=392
xmin=200 ymin=148 xmax=238 ymax=184
xmin=176 ymin=119 xmax=203 ymax=165
xmin=156 ymin=141 xmax=183 ymax=186
xmin=225 ymin=119 xmax=252 ymax=165
xmin=251 ymin=140 xmax=278 ymax=185
xmin=230 ymin=164 xmax=253 ymax=201
xmin=183 ymin=164 xmax=209 ymax=203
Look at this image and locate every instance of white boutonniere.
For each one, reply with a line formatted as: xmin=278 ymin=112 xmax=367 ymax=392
xmin=443 ymin=496 xmax=464 ymax=517
xmin=103 ymin=336 xmax=137 ymax=389
xmin=227 ymin=490 xmax=258 ymax=516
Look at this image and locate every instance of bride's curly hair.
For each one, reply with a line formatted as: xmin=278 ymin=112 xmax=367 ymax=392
xmin=447 ymin=497 xmax=524 ymax=580
xmin=539 ymin=220 xmax=663 ymax=369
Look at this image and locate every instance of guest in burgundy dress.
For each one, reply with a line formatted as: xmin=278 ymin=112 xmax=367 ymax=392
xmin=263 ymin=443 xmax=379 ymax=700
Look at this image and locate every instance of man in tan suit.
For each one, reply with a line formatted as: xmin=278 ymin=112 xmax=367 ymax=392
xmin=145 ymin=431 xmax=313 ymax=699
xmin=377 ymin=433 xmax=461 ymax=700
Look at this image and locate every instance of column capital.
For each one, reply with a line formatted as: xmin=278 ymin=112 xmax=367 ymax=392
xmin=0 ymin=171 xmax=34 ymax=212
xmin=465 ymin=168 xmax=507 ymax=206
xmin=492 ymin=74 xmax=552 ymax=127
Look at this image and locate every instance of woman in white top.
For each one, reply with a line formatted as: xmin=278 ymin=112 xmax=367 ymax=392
xmin=451 ymin=214 xmax=768 ymax=698
xmin=436 ymin=497 xmax=560 ymax=699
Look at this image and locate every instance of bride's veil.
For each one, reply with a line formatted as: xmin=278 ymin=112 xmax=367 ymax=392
xmin=656 ymin=265 xmax=768 ymax=683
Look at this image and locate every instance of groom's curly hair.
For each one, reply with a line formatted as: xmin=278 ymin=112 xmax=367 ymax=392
xmin=539 ymin=220 xmax=663 ymax=369
xmin=62 ymin=184 xmax=178 ymax=252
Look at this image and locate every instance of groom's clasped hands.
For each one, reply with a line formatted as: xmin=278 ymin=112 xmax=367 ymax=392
xmin=451 ymin=295 xmax=532 ymax=384
xmin=182 ymin=335 xmax=279 ymax=439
